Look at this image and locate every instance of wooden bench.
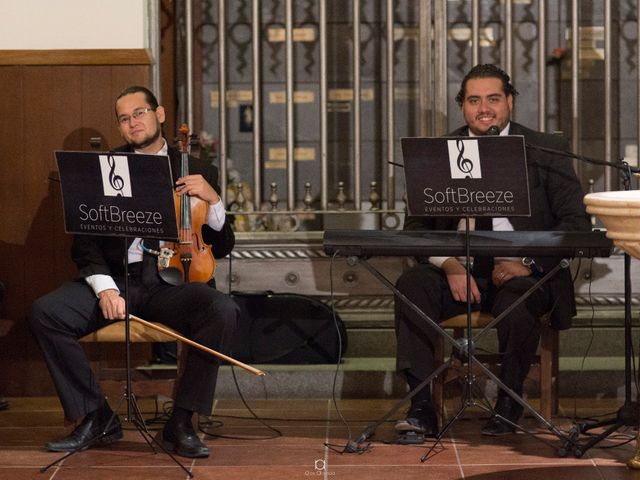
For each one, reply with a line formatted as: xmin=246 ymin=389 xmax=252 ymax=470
xmin=433 ymin=311 xmax=559 ymax=420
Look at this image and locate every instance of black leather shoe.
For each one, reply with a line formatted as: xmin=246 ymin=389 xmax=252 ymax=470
xmin=0 ymin=397 xmax=8 ymax=411
xmin=481 ymin=396 xmax=523 ymax=436
xmin=161 ymin=420 xmax=209 ymax=458
xmin=395 ymin=402 xmax=438 ymax=437
xmin=46 ymin=403 xmax=123 ymax=452
xmin=481 ymin=416 xmax=516 ymax=436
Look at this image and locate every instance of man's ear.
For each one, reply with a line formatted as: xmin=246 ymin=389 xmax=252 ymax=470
xmin=155 ymin=105 xmax=166 ymax=123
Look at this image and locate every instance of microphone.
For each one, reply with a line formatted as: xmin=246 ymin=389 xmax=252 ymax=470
xmin=523 ymin=142 xmax=640 ymax=172
xmin=486 ymin=125 xmax=500 ymax=136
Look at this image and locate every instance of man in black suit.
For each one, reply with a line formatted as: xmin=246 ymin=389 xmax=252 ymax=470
xmin=394 ymin=64 xmax=590 ymax=437
xmin=29 ymin=86 xmax=238 ymax=458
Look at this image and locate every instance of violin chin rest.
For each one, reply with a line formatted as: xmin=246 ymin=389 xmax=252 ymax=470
xmin=159 ymin=267 xmax=184 ymax=286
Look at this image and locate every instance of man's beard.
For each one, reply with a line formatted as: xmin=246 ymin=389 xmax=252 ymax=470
xmin=130 ymin=127 xmax=162 ymax=150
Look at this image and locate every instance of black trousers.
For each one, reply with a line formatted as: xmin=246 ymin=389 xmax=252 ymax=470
xmin=29 ymin=276 xmax=239 ymax=422
xmin=394 ymin=263 xmax=552 ymax=399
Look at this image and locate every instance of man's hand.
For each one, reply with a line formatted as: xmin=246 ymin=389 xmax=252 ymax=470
xmin=97 ymin=289 xmax=126 ymax=320
xmin=442 ymin=258 xmax=482 ymax=304
xmin=176 ymin=174 xmax=220 ymax=205
xmin=491 ymin=260 xmax=531 ymax=288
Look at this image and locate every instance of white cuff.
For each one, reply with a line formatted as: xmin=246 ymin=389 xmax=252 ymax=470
xmin=85 ymin=274 xmax=119 ymax=297
xmin=428 ymin=256 xmax=452 ymax=269
xmin=206 ymin=199 xmax=227 ymax=231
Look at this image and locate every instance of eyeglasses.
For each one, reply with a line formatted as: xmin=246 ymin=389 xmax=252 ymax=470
xmin=117 ymin=107 xmax=155 ymax=125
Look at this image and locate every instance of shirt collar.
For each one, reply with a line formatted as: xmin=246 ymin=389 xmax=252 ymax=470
xmin=468 ymin=122 xmax=511 ymax=137
xmin=134 ymin=138 xmax=168 ymax=156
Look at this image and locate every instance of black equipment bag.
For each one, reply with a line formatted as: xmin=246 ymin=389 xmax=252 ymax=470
xmin=230 ymin=292 xmax=347 ymax=364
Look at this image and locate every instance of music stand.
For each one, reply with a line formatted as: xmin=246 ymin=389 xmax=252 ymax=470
xmin=344 ymin=135 xmax=576 ymax=457
xmin=42 ymin=151 xmax=193 ymax=477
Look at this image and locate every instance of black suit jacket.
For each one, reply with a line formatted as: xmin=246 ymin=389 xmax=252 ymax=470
xmin=71 ymin=144 xmax=235 ymax=280
xmin=403 ymin=122 xmax=590 ymax=329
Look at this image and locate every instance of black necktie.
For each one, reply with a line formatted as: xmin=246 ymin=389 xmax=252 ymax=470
xmin=472 ymin=216 xmax=493 ymax=278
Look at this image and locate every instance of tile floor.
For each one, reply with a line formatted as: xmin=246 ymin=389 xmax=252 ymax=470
xmin=1 ymin=396 xmax=639 ymax=479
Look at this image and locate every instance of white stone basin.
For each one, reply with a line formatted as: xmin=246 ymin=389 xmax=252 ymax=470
xmin=584 ymin=190 xmax=640 ymax=259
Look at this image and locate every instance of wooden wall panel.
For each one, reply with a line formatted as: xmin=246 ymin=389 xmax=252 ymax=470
xmin=53 ymin=67 xmax=83 ymax=284
xmin=0 ymin=66 xmax=28 ymax=396
xmin=82 ymin=66 xmax=120 ymax=151
xmin=23 ymin=68 xmax=68 ymax=301
xmin=20 ymin=68 xmax=64 ymax=395
xmin=0 ymin=61 xmax=152 ymax=396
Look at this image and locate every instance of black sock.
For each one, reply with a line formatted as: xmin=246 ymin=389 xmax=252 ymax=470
xmin=102 ymin=398 xmax=113 ymax=413
xmin=405 ymin=371 xmax=433 ymax=408
xmin=88 ymin=398 xmax=112 ymax=420
xmin=169 ymin=406 xmax=194 ymax=426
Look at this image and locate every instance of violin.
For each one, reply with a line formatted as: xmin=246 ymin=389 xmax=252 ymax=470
xmin=166 ymin=124 xmax=216 ymax=283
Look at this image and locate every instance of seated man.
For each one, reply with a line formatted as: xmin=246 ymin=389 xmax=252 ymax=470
xmin=394 ymin=64 xmax=590 ymax=436
xmin=29 ymin=86 xmax=239 ymax=458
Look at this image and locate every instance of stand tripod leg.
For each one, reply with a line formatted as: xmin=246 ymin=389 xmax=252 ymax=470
xmin=40 ymin=390 xmax=129 ymax=473
xmin=123 ymin=388 xmax=199 ymax=477
xmin=569 ymin=400 xmax=639 ymax=458
xmin=421 ymin=397 xmax=468 ymax=462
xmin=344 ymin=359 xmax=453 ymax=453
xmin=420 ymin=352 xmax=575 ymax=462
xmin=127 ymin=390 xmax=158 ymax=451
xmin=421 ymin=361 xmax=504 ymax=462
xmin=472 ymin=357 xmax=570 ymax=440
xmin=572 ymin=422 xmax=623 ymax=458
xmin=125 ymin=389 xmax=195 ymax=477
xmin=421 ymin=373 xmax=489 ymax=462
xmin=40 ymin=417 xmax=121 ymax=472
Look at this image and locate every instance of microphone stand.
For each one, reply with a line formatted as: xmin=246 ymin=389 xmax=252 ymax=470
xmin=571 ymin=170 xmax=637 ymax=457
xmin=527 ymin=144 xmax=640 ymax=457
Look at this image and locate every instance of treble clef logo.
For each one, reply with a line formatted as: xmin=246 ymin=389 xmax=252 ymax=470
xmin=107 ymin=155 xmax=125 ymax=196
xmin=455 ymin=139 xmax=474 ymax=178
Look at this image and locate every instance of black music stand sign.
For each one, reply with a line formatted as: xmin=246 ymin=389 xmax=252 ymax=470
xmin=401 ymin=135 xmax=530 ymax=217
xmin=56 ymin=150 xmax=178 ymax=241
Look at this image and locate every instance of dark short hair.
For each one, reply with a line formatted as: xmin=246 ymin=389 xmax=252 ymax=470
xmin=455 ymin=64 xmax=519 ymax=107
xmin=115 ymin=86 xmax=159 ymax=113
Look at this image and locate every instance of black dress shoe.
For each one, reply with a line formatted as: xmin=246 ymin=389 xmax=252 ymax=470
xmin=481 ymin=416 xmax=516 ymax=436
xmin=0 ymin=397 xmax=8 ymax=411
xmin=161 ymin=420 xmax=209 ymax=458
xmin=46 ymin=403 xmax=123 ymax=452
xmin=481 ymin=396 xmax=523 ymax=436
xmin=395 ymin=402 xmax=439 ymax=437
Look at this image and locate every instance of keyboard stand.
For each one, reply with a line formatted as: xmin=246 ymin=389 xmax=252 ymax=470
xmin=340 ymin=254 xmax=577 ymax=459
